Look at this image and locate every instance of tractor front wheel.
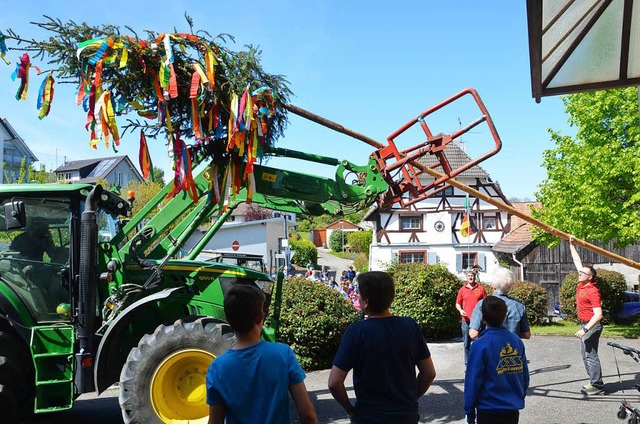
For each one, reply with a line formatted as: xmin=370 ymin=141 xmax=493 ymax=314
xmin=0 ymin=329 xmax=34 ymax=424
xmin=118 ymin=317 xmax=235 ymax=424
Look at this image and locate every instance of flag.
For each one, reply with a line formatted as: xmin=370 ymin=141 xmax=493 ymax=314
xmin=460 ymin=194 xmax=476 ymax=237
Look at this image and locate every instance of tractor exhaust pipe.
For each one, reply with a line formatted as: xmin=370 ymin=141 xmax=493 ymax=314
xmin=75 ymin=184 xmax=102 ymax=393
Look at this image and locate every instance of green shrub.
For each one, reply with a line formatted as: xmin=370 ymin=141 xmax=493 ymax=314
xmin=290 ymin=239 xmax=317 ymax=267
xmin=388 ymin=262 xmax=461 ymax=339
xmin=508 ymin=281 xmax=548 ymax=325
xmin=353 ymin=253 xmax=369 ymax=273
xmin=347 ymin=230 xmax=372 ymax=254
xmin=329 ymin=230 xmax=347 ymax=252
xmin=559 ymin=270 xmax=626 ymax=324
xmin=276 ymin=276 xmax=358 ymax=370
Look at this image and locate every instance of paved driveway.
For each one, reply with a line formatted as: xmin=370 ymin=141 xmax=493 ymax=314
xmin=300 ymin=335 xmax=640 ymax=424
xmin=316 ymin=247 xmax=353 ymax=277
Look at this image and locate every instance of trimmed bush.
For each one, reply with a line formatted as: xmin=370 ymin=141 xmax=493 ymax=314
xmin=508 ymin=281 xmax=548 ymax=325
xmin=559 ymin=269 xmax=626 ymax=324
xmin=290 ymin=239 xmax=317 ymax=267
xmin=353 ymin=253 xmax=369 ymax=273
xmin=329 ymin=230 xmax=347 ymax=252
xmin=388 ymin=262 xmax=461 ymax=339
xmin=347 ymin=230 xmax=372 ymax=254
xmin=276 ymin=276 xmax=358 ymax=370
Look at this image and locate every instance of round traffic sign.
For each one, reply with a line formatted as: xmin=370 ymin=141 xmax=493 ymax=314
xmin=232 ymin=240 xmax=240 ymax=251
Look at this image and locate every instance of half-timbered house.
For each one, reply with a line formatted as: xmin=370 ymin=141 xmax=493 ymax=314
xmin=365 ymin=142 xmax=511 ymax=278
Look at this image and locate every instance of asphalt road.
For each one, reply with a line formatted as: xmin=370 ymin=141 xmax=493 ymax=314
xmin=21 ymin=335 xmax=640 ymax=423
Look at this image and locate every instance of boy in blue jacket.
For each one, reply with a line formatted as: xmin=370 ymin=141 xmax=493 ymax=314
xmin=464 ymin=296 xmax=529 ymax=424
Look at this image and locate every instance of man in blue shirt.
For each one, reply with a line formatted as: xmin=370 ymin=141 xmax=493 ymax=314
xmin=206 ymin=284 xmax=317 ymax=424
xmin=469 ymin=268 xmax=531 ymax=340
xmin=465 ymin=296 xmax=529 ymax=423
xmin=328 ymin=271 xmax=436 ymax=423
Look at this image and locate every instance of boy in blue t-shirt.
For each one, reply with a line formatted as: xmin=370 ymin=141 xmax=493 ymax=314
xmin=206 ymin=284 xmax=317 ymax=424
xmin=464 ymin=296 xmax=529 ymax=424
xmin=328 ymin=271 xmax=436 ymax=423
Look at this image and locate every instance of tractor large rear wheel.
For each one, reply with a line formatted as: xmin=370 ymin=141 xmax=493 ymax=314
xmin=118 ymin=317 xmax=236 ymax=424
xmin=0 ymin=330 xmax=34 ymax=424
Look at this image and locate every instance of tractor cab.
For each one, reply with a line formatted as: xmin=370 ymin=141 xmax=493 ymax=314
xmin=0 ymin=184 xmax=128 ymax=325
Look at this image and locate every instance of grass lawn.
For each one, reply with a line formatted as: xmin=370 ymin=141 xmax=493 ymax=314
xmin=327 ymin=251 xmax=356 ymax=260
xmin=532 ymin=319 xmax=640 ymax=339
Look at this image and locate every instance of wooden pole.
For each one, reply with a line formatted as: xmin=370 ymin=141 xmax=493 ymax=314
xmin=285 ymin=103 xmax=640 ymax=271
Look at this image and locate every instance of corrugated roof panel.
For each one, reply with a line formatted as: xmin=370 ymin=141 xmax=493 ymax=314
xmin=548 ymin=0 xmax=624 ymax=88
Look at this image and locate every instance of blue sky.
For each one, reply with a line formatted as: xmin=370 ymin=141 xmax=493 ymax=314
xmin=0 ymin=1 xmax=573 ymax=199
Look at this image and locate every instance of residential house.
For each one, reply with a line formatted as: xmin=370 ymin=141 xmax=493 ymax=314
xmin=55 ymin=155 xmax=143 ymax=188
xmin=311 ymin=219 xmax=361 ymax=248
xmin=0 ymin=118 xmax=38 ymax=183
xmin=365 ymin=142 xmax=511 ymax=279
xmin=493 ymin=202 xmax=640 ymax=312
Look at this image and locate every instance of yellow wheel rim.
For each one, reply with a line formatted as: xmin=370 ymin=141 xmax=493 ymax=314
xmin=150 ymin=348 xmax=215 ymax=424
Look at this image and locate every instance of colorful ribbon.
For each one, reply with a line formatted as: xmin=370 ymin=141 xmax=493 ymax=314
xmin=37 ymin=71 xmax=55 ymax=119
xmin=139 ymin=131 xmax=154 ymax=181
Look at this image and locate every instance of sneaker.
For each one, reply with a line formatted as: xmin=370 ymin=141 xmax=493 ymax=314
xmin=581 ymin=385 xmax=605 ymax=395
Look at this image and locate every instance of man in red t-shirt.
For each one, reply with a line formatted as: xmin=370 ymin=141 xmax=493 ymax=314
xmin=456 ymin=271 xmax=486 ymax=365
xmin=569 ymin=236 xmax=604 ymax=395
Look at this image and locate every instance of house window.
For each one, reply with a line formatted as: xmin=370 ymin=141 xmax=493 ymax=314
xmin=400 ymin=216 xmax=422 ymax=231
xmin=432 ymin=186 xmax=454 ymax=197
xmin=483 ymin=217 xmax=496 ymax=230
xmin=462 ymin=252 xmax=477 ymax=270
xmin=399 ymin=251 xmax=426 ymax=263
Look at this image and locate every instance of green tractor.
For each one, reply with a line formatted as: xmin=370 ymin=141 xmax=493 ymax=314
xmin=0 ymin=149 xmax=388 ymax=423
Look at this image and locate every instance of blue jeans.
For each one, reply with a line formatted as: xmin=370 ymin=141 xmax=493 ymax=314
xmin=581 ymin=321 xmax=603 ymax=388
xmin=461 ymin=321 xmax=471 ymax=364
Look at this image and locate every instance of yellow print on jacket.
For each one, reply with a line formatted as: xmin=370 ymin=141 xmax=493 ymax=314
xmin=496 ymin=342 xmax=524 ymax=375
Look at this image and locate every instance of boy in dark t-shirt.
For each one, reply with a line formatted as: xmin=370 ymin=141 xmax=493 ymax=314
xmin=328 ymin=271 xmax=436 ymax=423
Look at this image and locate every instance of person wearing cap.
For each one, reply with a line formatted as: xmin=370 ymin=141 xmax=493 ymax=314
xmin=345 ymin=265 xmax=356 ymax=282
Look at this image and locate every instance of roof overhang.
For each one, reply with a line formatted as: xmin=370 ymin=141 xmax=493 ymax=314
xmin=527 ymin=0 xmax=640 ymax=102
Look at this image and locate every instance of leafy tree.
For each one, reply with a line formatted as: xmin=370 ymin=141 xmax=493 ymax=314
xmin=243 ymin=204 xmax=273 ymax=222
xmin=533 ymin=88 xmax=640 ymax=247
xmin=30 ymin=163 xmax=55 ymax=183
xmin=125 ymin=179 xmax=165 ymax=217
xmin=329 ymin=230 xmax=346 ymax=252
xmin=151 ymin=168 xmax=165 ymax=186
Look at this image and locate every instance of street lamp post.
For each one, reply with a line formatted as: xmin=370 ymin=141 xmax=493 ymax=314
xmin=341 ymin=221 xmax=344 ymax=254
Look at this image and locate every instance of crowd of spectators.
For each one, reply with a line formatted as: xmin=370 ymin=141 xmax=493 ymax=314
xmin=305 ymin=262 xmax=360 ymax=310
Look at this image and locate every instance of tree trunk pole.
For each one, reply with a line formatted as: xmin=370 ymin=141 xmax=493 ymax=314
xmin=285 ymin=103 xmax=640 ymax=271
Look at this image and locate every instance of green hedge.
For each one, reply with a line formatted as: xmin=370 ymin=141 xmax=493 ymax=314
xmin=508 ymin=281 xmax=549 ymax=325
xmin=388 ymin=263 xmax=461 ymax=339
xmin=559 ymin=269 xmax=626 ymax=324
xmin=353 ymin=252 xmax=369 ymax=273
xmin=290 ymin=239 xmax=318 ymax=267
xmin=276 ymin=276 xmax=358 ymax=370
xmin=347 ymin=230 xmax=372 ymax=254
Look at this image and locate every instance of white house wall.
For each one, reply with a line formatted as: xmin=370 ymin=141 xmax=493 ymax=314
xmin=368 ymin=176 xmax=509 ymax=279
xmin=183 ymin=218 xmax=295 ymax=271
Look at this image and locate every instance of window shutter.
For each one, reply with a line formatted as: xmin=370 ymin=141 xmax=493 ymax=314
xmin=478 ymin=253 xmax=486 ymax=270
xmin=428 ymin=252 xmax=438 ymax=264
xmin=456 ymin=254 xmax=462 ymax=272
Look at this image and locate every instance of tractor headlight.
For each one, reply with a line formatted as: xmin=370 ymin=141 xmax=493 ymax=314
xmin=255 ymin=280 xmax=274 ymax=295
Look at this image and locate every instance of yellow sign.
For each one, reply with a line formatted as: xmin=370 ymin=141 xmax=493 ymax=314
xmin=261 ymin=172 xmax=277 ymax=182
